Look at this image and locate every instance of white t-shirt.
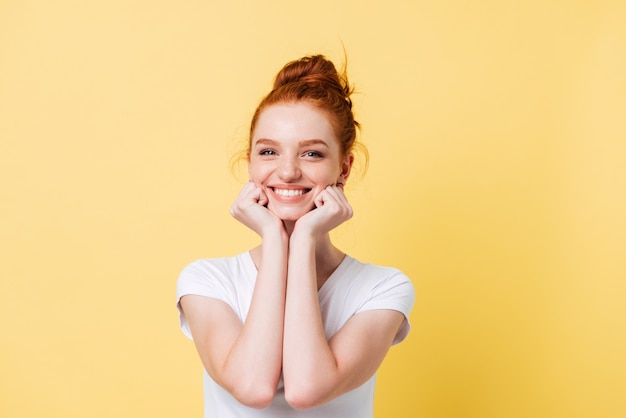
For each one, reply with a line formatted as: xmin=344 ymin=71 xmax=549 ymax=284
xmin=176 ymin=252 xmax=415 ymax=418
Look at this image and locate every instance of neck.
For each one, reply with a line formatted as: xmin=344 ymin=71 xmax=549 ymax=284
xmin=311 ymin=234 xmax=345 ymax=289
xmin=250 ymin=225 xmax=345 ymax=289
xmin=283 ymin=220 xmax=296 ymax=236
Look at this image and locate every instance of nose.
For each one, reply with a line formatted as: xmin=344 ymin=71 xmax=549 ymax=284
xmin=277 ymin=157 xmax=301 ymax=181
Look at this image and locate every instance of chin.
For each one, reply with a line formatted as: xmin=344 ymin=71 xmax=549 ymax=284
xmin=268 ymin=203 xmax=314 ymax=222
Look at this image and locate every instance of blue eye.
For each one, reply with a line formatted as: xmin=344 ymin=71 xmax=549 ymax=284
xmin=304 ymin=151 xmax=323 ymax=158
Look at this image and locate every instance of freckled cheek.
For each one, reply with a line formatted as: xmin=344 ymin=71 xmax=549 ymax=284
xmin=248 ymin=165 xmax=273 ymax=184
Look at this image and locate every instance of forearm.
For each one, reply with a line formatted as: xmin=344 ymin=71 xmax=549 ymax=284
xmin=282 ymin=234 xmax=341 ymax=408
xmin=221 ymin=231 xmax=288 ymax=406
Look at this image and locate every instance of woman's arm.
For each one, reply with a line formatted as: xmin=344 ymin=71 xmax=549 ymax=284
xmin=180 ymin=182 xmax=288 ymax=408
xmin=282 ymin=186 xmax=406 ymax=410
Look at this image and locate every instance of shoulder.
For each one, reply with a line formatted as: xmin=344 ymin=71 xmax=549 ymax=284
xmin=179 ymin=253 xmax=245 ymax=276
xmin=341 ymin=256 xmax=414 ymax=291
xmin=324 ymin=256 xmax=415 ymax=345
xmin=175 ymin=252 xmax=255 ymax=339
xmin=176 ymin=252 xmax=253 ymax=297
xmin=339 ymin=255 xmax=415 ymax=314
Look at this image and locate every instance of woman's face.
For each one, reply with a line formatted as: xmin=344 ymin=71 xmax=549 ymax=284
xmin=249 ymin=102 xmax=352 ymax=221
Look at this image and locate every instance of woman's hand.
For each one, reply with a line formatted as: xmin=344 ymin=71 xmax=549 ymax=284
xmin=292 ymin=185 xmax=353 ymax=240
xmin=230 ymin=182 xmax=284 ymax=238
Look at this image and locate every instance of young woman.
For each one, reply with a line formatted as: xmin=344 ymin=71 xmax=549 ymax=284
xmin=176 ymin=55 xmax=415 ymax=417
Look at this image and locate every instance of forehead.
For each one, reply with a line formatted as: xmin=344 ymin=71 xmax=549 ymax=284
xmin=252 ymin=102 xmax=338 ymax=147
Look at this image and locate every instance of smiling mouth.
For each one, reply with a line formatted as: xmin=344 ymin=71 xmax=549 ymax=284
xmin=271 ymin=187 xmax=311 ymax=197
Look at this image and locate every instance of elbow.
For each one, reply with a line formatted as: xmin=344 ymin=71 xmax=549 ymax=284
xmin=236 ymin=392 xmax=275 ymax=410
xmin=230 ymin=382 xmax=277 ymax=409
xmin=284 ymin=385 xmax=329 ymax=410
xmin=285 ymin=395 xmax=318 ymax=411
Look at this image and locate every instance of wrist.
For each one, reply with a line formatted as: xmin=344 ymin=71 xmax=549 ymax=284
xmin=289 ymin=229 xmax=317 ymax=249
xmin=261 ymin=226 xmax=289 ymax=246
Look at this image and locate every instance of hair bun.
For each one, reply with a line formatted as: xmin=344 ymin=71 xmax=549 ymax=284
xmin=273 ymin=55 xmax=352 ymax=103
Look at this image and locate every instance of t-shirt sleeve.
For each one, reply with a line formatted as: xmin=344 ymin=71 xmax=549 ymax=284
xmin=358 ymin=270 xmax=415 ymax=345
xmin=175 ymin=259 xmax=233 ymax=340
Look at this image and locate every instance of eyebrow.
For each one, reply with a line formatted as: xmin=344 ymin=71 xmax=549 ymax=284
xmin=300 ymin=139 xmax=329 ymax=147
xmin=254 ymin=138 xmax=330 ymax=148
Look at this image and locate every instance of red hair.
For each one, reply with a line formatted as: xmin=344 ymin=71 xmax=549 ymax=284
xmin=248 ymin=55 xmax=362 ymax=161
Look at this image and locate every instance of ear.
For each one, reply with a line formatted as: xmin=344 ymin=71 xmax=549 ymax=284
xmin=337 ymin=152 xmax=354 ymax=185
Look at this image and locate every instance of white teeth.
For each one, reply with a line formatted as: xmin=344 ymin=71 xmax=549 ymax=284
xmin=274 ymin=188 xmax=304 ymax=197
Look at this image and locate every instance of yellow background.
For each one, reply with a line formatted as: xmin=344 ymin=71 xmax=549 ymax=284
xmin=1 ymin=1 xmax=625 ymax=417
